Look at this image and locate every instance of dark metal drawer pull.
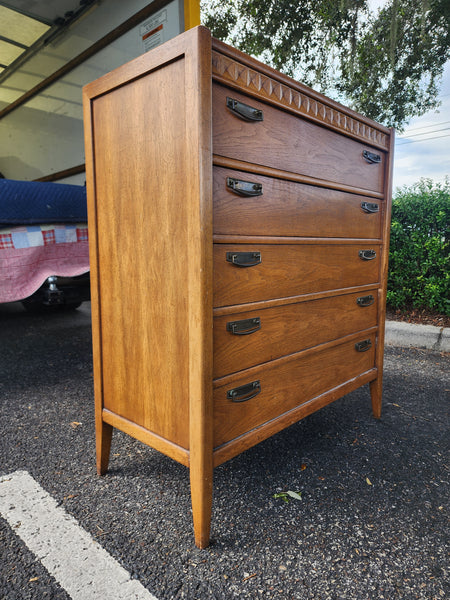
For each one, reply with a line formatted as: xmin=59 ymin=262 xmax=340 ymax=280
xmin=226 ymin=97 xmax=264 ymax=121
xmin=226 ymin=177 xmax=263 ymax=197
xmin=226 ymin=251 xmax=261 ymax=267
xmin=227 ymin=317 xmax=261 ymax=336
xmin=363 ymin=150 xmax=381 ymax=164
xmin=357 ymin=295 xmax=375 ymax=307
xmin=227 ymin=380 xmax=261 ymax=402
xmin=355 ymin=339 xmax=372 ymax=352
xmin=361 ymin=201 xmax=379 ymax=213
xmin=359 ymin=249 xmax=377 ymax=261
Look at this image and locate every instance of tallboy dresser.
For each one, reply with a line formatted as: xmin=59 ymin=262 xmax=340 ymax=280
xmin=83 ymin=26 xmax=394 ymax=548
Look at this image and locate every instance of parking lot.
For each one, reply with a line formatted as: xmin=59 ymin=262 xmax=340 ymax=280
xmin=0 ymin=302 xmax=448 ymax=599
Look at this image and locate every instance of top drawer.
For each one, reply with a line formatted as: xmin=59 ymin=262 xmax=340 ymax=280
xmin=213 ymin=84 xmax=385 ymax=195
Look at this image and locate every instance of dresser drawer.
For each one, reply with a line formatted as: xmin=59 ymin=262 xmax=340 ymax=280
xmin=214 ymin=244 xmax=381 ymax=307
xmin=213 ymin=167 xmax=382 ymax=239
xmin=213 ymin=291 xmax=378 ymax=378
xmin=213 ymin=84 xmax=385 ymax=194
xmin=213 ymin=332 xmax=376 ymax=447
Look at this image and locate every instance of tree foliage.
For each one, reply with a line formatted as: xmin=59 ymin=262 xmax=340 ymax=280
xmin=201 ymin=0 xmax=450 ymax=130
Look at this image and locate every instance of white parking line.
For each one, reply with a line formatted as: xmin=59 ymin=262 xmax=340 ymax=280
xmin=0 ymin=471 xmax=158 ymax=600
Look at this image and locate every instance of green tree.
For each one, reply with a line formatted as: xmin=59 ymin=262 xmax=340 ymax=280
xmin=201 ymin=0 xmax=450 ymax=130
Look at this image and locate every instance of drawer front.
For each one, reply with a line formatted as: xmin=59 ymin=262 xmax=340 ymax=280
xmin=213 ymin=85 xmax=385 ymax=194
xmin=213 ymin=291 xmax=378 ymax=378
xmin=213 ymin=333 xmax=376 ymax=447
xmin=214 ymin=244 xmax=381 ymax=307
xmin=213 ymin=167 xmax=382 ymax=239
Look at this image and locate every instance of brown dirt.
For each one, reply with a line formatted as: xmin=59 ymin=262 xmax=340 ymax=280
xmin=386 ymin=305 xmax=450 ymax=328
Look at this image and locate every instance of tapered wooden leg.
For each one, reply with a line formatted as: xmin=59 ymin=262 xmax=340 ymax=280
xmin=370 ymin=377 xmax=383 ymax=419
xmin=96 ymin=419 xmax=113 ymax=475
xmin=190 ymin=454 xmax=213 ymax=549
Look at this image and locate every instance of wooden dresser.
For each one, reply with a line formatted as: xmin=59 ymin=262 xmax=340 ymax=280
xmin=83 ymin=26 xmax=394 ymax=548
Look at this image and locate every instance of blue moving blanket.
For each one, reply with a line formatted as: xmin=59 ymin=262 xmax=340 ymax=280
xmin=0 ymin=179 xmax=87 ymax=227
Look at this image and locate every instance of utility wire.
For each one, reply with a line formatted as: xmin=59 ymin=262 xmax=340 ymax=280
xmin=396 ymin=133 xmax=450 ymax=145
xmin=398 ymin=126 xmax=450 ymax=139
xmin=400 ymin=120 xmax=450 ymax=134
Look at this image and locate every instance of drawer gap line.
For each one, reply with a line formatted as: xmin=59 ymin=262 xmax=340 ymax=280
xmin=213 ymin=284 xmax=381 ymax=316
xmin=212 ymin=155 xmax=385 ymax=200
xmin=213 ymin=235 xmax=383 ymax=245
xmin=213 ymin=327 xmax=378 ymax=388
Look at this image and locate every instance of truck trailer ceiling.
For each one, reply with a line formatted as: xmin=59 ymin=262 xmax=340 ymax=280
xmin=0 ymin=1 xmax=180 ymax=120
xmin=0 ymin=1 xmax=100 ymax=85
xmin=0 ymin=1 xmax=190 ymax=181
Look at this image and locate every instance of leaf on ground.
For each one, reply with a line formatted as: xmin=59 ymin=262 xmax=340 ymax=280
xmin=286 ymin=490 xmax=302 ymax=500
xmin=70 ymin=421 xmax=82 ymax=429
xmin=366 ymin=477 xmax=372 ymax=486
xmin=273 ymin=493 xmax=290 ymax=503
xmin=273 ymin=490 xmax=302 ymax=502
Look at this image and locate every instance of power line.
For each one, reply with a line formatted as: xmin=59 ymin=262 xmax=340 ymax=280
xmin=398 ymin=126 xmax=450 ymax=139
xmin=401 ymin=120 xmax=450 ymax=134
xmin=396 ymin=133 xmax=450 ymax=145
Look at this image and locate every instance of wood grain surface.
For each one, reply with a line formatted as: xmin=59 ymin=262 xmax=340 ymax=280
xmin=213 ymin=332 xmax=377 ymax=447
xmin=84 ymin=25 xmax=394 ymax=549
xmin=214 ymin=243 xmax=381 ymax=307
xmin=213 ymin=84 xmax=385 ymax=194
xmin=213 ymin=290 xmax=378 ymax=378
xmin=213 ymin=166 xmax=382 ymax=239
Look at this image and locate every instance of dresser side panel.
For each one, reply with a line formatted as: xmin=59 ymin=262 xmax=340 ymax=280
xmin=90 ymin=57 xmax=193 ymax=449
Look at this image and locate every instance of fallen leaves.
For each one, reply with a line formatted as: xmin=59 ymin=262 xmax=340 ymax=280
xmin=63 ymin=494 xmax=78 ymax=501
xmin=69 ymin=421 xmax=82 ymax=429
xmin=273 ymin=490 xmax=302 ymax=503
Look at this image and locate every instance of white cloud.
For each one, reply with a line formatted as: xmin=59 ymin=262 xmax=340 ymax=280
xmin=393 ymin=62 xmax=450 ymax=190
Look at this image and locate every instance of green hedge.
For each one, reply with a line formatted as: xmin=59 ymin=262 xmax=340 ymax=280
xmin=387 ymin=178 xmax=450 ymax=316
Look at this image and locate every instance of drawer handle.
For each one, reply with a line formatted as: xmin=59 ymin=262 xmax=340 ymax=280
xmin=227 ymin=317 xmax=261 ymax=336
xmin=226 ymin=251 xmax=261 ymax=267
xmin=355 ymin=339 xmax=372 ymax=352
xmin=226 ymin=97 xmax=264 ymax=121
xmin=359 ymin=249 xmax=377 ymax=261
xmin=227 ymin=177 xmax=263 ymax=197
xmin=363 ymin=150 xmax=381 ymax=164
xmin=361 ymin=201 xmax=379 ymax=214
xmin=357 ymin=295 xmax=375 ymax=307
xmin=227 ymin=380 xmax=261 ymax=402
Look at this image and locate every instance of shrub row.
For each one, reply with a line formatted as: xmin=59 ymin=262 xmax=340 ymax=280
xmin=387 ymin=178 xmax=450 ymax=316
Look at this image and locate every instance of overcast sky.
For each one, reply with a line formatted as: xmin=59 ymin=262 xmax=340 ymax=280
xmin=366 ymin=0 xmax=450 ymax=192
xmin=392 ymin=62 xmax=450 ymax=191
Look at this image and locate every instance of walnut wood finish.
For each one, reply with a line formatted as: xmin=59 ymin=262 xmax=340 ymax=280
xmin=211 ymin=44 xmax=389 ymax=151
xmin=213 ymin=166 xmax=382 ymax=239
xmin=213 ymin=85 xmax=385 ymax=194
xmin=214 ymin=243 xmax=381 ymax=307
xmin=214 ymin=332 xmax=377 ymax=447
xmin=213 ymin=367 xmax=378 ymax=467
xmin=213 ymin=290 xmax=378 ymax=378
xmin=83 ymin=26 xmax=393 ymax=548
xmin=84 ymin=27 xmax=214 ymax=548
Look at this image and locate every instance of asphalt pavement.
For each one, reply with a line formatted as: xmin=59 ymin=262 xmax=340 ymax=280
xmin=0 ymin=302 xmax=448 ymax=600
